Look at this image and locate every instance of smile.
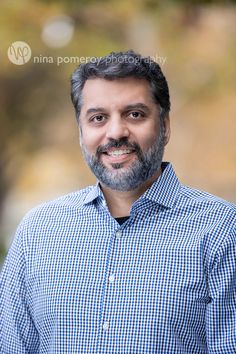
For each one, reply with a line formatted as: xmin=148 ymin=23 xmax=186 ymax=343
xmin=106 ymin=149 xmax=133 ymax=156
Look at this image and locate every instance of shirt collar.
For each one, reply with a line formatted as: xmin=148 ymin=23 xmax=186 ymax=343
xmin=139 ymin=162 xmax=180 ymax=209
xmin=83 ymin=162 xmax=180 ymax=209
xmin=82 ymin=182 xmax=103 ymax=205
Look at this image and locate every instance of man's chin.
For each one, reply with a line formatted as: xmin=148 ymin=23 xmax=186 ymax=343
xmin=110 ymin=162 xmax=124 ymax=169
xmin=101 ymin=159 xmax=132 ymax=171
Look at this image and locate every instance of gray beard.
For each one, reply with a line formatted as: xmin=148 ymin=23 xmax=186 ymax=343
xmin=81 ymin=123 xmax=166 ymax=192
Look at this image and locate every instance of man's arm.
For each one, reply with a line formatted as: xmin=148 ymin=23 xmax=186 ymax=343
xmin=206 ymin=230 xmax=236 ymax=353
xmin=0 ymin=223 xmax=39 ymax=353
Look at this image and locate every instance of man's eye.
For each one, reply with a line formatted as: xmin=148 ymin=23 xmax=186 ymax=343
xmin=129 ymin=111 xmax=144 ymax=119
xmin=91 ymin=115 xmax=106 ymax=123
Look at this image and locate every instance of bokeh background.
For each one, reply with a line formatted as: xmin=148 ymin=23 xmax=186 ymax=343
xmin=0 ymin=0 xmax=236 ymax=263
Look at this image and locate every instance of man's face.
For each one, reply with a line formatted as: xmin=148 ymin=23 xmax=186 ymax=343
xmin=79 ymin=77 xmax=170 ymax=191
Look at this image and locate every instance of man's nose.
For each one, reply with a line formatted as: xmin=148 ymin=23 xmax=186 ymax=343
xmin=105 ymin=116 xmax=130 ymax=140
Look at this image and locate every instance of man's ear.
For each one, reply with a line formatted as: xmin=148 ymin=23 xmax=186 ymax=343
xmin=163 ymin=114 xmax=171 ymax=146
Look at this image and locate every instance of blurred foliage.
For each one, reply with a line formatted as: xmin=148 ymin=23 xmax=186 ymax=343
xmin=0 ymin=0 xmax=236 ymax=263
xmin=38 ymin=0 xmax=236 ymax=4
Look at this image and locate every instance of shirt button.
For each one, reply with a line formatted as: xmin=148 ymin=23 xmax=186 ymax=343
xmin=116 ymin=230 xmax=122 ymax=238
xmin=103 ymin=321 xmax=109 ymax=331
xmin=109 ymin=274 xmax=115 ymax=283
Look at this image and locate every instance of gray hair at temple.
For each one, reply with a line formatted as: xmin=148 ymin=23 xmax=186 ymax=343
xmin=70 ymin=50 xmax=170 ymax=122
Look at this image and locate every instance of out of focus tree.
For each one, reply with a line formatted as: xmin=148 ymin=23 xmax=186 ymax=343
xmin=0 ymin=0 xmax=235 ymax=263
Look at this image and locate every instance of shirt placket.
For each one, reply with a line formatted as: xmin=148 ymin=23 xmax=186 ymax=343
xmin=96 ymin=225 xmax=125 ymax=353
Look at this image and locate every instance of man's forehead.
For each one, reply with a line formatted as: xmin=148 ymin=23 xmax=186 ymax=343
xmin=81 ymin=77 xmax=155 ymax=107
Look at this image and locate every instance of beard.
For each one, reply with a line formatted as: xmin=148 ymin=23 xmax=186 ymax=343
xmin=80 ymin=122 xmax=166 ymax=192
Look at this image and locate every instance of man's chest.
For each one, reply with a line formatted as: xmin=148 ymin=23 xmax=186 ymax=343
xmin=26 ymin=217 xmax=210 ymax=353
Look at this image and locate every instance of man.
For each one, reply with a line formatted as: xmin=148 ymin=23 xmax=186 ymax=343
xmin=0 ymin=50 xmax=235 ymax=353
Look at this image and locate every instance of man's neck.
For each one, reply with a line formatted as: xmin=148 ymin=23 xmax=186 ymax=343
xmin=100 ymin=168 xmax=162 ymax=218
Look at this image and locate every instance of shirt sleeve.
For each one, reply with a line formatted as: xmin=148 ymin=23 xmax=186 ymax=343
xmin=0 ymin=223 xmax=39 ymax=353
xmin=206 ymin=229 xmax=236 ymax=353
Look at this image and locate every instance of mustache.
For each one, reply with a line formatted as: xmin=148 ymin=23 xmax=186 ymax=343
xmin=96 ymin=138 xmax=141 ymax=154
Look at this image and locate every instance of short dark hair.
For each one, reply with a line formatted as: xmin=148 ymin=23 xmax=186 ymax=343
xmin=71 ymin=50 xmax=170 ymax=121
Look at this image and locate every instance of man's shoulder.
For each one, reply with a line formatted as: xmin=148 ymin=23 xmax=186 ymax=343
xmin=20 ymin=185 xmax=96 ymax=226
xmin=179 ymin=184 xmax=236 ymax=218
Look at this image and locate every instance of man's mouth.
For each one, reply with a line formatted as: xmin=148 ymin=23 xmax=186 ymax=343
xmin=105 ymin=149 xmax=134 ymax=157
xmin=97 ymin=138 xmax=139 ymax=159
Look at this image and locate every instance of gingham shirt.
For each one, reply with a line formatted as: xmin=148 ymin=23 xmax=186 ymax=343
xmin=1 ymin=162 xmax=235 ymax=353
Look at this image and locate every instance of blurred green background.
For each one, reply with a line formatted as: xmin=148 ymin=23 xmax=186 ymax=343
xmin=1 ymin=0 xmax=236 ymax=263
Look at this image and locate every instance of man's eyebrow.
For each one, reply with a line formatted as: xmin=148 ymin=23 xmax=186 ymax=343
xmin=85 ymin=107 xmax=106 ymax=116
xmin=124 ymin=103 xmax=150 ymax=112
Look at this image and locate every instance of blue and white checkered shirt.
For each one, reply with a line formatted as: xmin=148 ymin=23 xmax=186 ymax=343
xmin=1 ymin=162 xmax=235 ymax=353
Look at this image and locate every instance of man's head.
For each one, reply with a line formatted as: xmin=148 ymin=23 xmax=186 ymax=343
xmin=71 ymin=50 xmax=171 ymax=191
xmin=71 ymin=50 xmax=170 ymax=122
